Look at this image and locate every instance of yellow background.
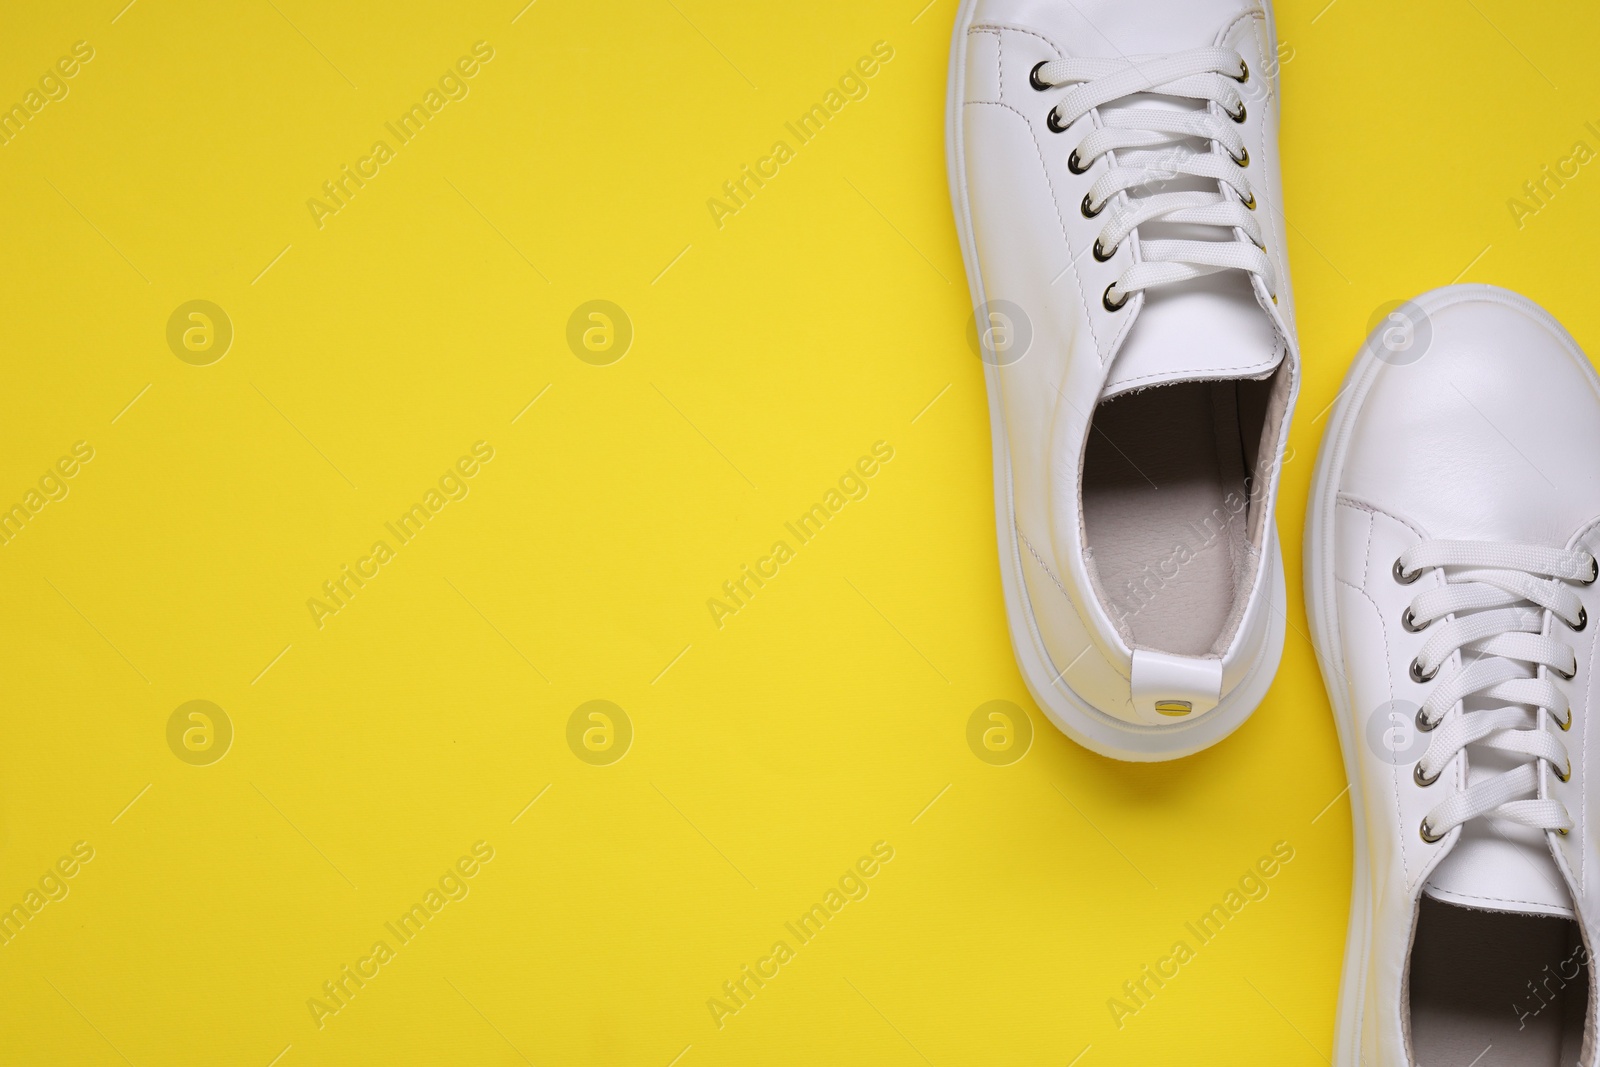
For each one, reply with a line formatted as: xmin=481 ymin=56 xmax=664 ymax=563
xmin=0 ymin=0 xmax=1594 ymax=1063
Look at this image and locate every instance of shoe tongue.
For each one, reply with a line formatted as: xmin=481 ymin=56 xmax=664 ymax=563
xmin=1423 ymin=745 xmax=1574 ymax=919
xmin=1100 ymin=272 xmax=1282 ymax=401
xmin=1059 ymin=7 xmax=1283 ymax=402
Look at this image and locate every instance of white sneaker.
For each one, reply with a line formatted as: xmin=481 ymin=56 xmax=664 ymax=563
xmin=946 ymin=0 xmax=1299 ymax=760
xmin=1307 ymin=285 xmax=1600 ymax=1065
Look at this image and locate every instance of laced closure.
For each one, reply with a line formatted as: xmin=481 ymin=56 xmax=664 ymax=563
xmin=1396 ymin=540 xmax=1597 ymax=843
xmin=1030 ymin=47 xmax=1275 ymax=308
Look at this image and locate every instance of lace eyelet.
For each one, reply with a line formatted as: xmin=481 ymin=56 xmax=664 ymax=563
xmin=1584 ymin=556 xmax=1598 ymax=585
xmin=1046 ymin=109 xmax=1068 ymax=134
xmin=1102 ymin=284 xmax=1130 ymax=312
xmin=1227 ymin=101 xmax=1246 ymax=123
xmin=1419 ymin=818 xmax=1444 ymax=844
xmin=1067 ymin=149 xmax=1089 ymax=175
xmin=1554 ymin=662 xmax=1577 ymax=681
xmin=1230 ymin=146 xmax=1250 ymax=168
xmin=1557 ymin=707 xmax=1572 ymax=731
xmin=1409 ymin=658 xmax=1438 ymax=684
xmin=1571 ymin=606 xmax=1588 ymax=632
xmin=1415 ymin=707 xmax=1437 ymax=733
xmin=1393 ymin=558 xmax=1421 ymax=585
xmin=1029 ymin=61 xmax=1051 ymax=92
xmin=1233 ymin=59 xmax=1249 ymax=84
xmin=1242 ymin=192 xmax=1256 ymax=210
xmin=1081 ymin=193 xmax=1104 ymax=219
xmin=1413 ymin=762 xmax=1440 ymax=787
xmin=1093 ymin=239 xmax=1117 ymax=262
xmin=1555 ymin=760 xmax=1573 ymax=783
xmin=1401 ymin=608 xmax=1428 ymax=633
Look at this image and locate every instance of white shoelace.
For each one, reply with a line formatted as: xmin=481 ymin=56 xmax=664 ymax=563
xmin=1031 ymin=47 xmax=1275 ymax=309
xmin=1397 ymin=540 xmax=1597 ymax=843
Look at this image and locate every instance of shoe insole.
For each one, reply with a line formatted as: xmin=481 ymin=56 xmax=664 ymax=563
xmin=1082 ymin=380 xmax=1252 ymax=656
xmin=1409 ymin=896 xmax=1589 ymax=1066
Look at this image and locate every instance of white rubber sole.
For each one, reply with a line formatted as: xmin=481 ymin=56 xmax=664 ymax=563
xmin=1304 ymin=310 xmax=1382 ymax=1067
xmin=944 ymin=0 xmax=1286 ymax=762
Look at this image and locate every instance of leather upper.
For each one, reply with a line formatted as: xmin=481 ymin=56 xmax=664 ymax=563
xmin=956 ymin=0 xmax=1298 ymax=724
xmin=1319 ymin=286 xmax=1600 ymax=1065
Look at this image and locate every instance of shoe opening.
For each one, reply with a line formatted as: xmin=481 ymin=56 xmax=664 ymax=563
xmin=1081 ymin=368 xmax=1285 ymax=657
xmin=1408 ymin=895 xmax=1591 ymax=1066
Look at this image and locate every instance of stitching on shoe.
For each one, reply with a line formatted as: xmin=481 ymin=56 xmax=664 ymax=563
xmin=993 ymin=28 xmax=1003 ymax=98
xmin=1109 ymin=357 xmax=1282 ymax=387
xmin=1363 ymin=502 xmax=1376 ymax=588
xmin=967 ymin=98 xmax=1096 ymax=349
xmin=1336 ymin=496 xmax=1431 ymax=594
xmin=1218 ymin=11 xmax=1275 ymax=110
xmin=971 ymin=23 xmax=1063 ymax=51
xmin=1426 ymin=887 xmax=1575 ymax=910
xmin=1330 ymin=499 xmax=1376 ymax=589
xmin=1573 ymin=517 xmax=1600 ymax=896
xmin=1017 ymin=527 xmax=1070 ymax=599
xmin=1335 ymin=494 xmax=1431 ymax=543
xmin=1584 ymin=577 xmax=1597 ymax=897
xmin=1336 ymin=572 xmax=1409 ymax=886
xmin=976 ymin=28 xmax=1109 ymax=358
xmin=1216 ymin=10 xmax=1286 ymax=305
xmin=964 ymin=27 xmax=1002 ymax=105
xmin=1585 ymin=527 xmax=1600 ymax=897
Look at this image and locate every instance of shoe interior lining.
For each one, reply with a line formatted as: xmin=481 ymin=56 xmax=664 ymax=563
xmin=1081 ymin=374 xmax=1276 ymax=656
xmin=1408 ymin=895 xmax=1590 ymax=1066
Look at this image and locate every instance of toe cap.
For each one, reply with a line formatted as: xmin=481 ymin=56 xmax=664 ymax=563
xmin=1339 ymin=285 xmax=1600 ymax=546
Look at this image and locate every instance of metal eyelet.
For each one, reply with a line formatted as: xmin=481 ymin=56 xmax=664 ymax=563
xmin=1557 ymin=707 xmax=1572 ymax=731
xmin=1081 ymin=193 xmax=1104 ymax=218
xmin=1401 ymin=608 xmax=1428 ymax=633
xmin=1571 ymin=606 xmax=1588 ymax=632
xmin=1554 ymin=760 xmax=1573 ymax=783
xmin=1419 ymin=818 xmax=1444 ymax=843
xmin=1242 ymin=192 xmax=1257 ymax=210
xmin=1093 ymin=239 xmax=1117 ymax=262
xmin=1233 ymin=59 xmax=1249 ymax=83
xmin=1584 ymin=557 xmax=1599 ymax=585
xmin=1393 ymin=558 xmax=1421 ymax=585
xmin=1413 ymin=762 xmax=1440 ymax=787
xmin=1553 ymin=662 xmax=1577 ymax=681
xmin=1067 ymin=149 xmax=1089 ymax=175
xmin=1415 ymin=707 xmax=1437 ymax=733
xmin=1029 ymin=61 xmax=1051 ymax=91
xmin=1227 ymin=101 xmax=1246 ymax=123
xmin=1102 ymin=284 xmax=1130 ymax=312
xmin=1409 ymin=658 xmax=1438 ymax=684
xmin=1046 ymin=109 xmax=1068 ymax=134
xmin=1230 ymin=146 xmax=1250 ymax=167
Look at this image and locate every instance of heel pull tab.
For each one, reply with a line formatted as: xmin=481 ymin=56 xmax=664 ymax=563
xmin=1130 ymin=650 xmax=1223 ymax=726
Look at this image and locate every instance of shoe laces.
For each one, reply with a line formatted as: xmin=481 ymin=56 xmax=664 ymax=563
xmin=1397 ymin=540 xmax=1597 ymax=843
xmin=1030 ymin=47 xmax=1275 ymax=309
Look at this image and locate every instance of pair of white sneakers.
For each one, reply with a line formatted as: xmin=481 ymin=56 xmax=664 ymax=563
xmin=948 ymin=1 xmax=1600 ymax=1064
